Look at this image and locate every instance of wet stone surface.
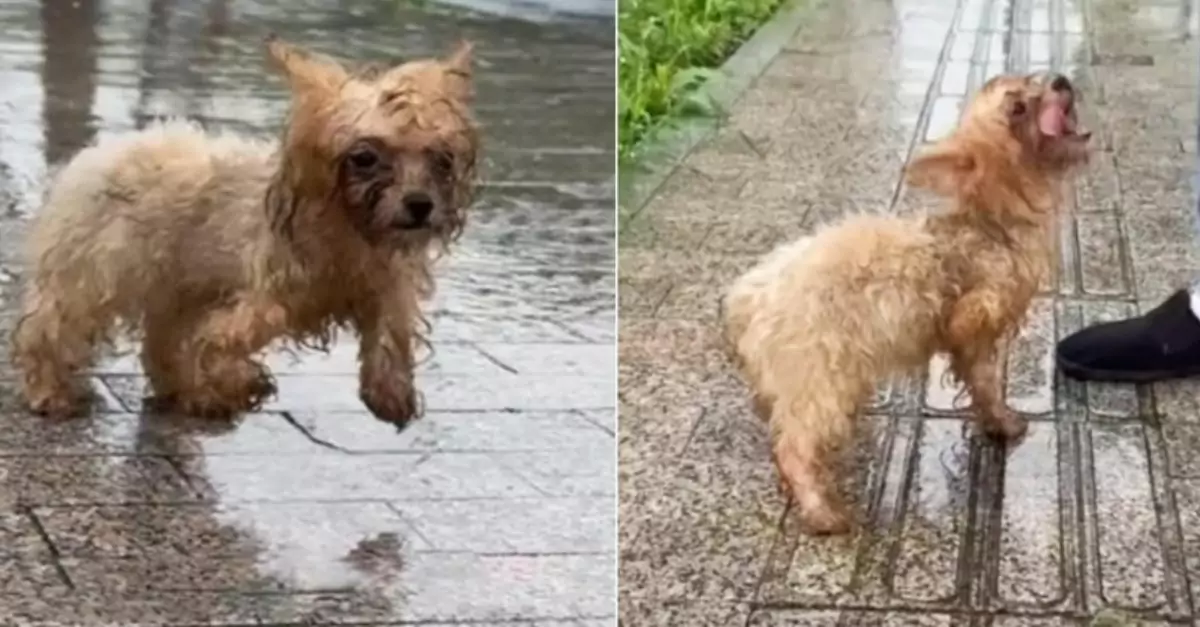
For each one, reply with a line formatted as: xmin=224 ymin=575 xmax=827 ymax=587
xmin=619 ymin=0 xmax=1200 ymax=624
xmin=0 ymin=0 xmax=614 ymax=624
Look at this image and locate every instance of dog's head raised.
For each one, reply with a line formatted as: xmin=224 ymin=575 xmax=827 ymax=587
xmin=265 ymin=36 xmax=479 ymax=251
xmin=905 ymin=72 xmax=1090 ymax=214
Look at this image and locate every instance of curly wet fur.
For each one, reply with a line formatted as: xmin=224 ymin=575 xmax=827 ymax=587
xmin=12 ymin=36 xmax=480 ymax=423
xmin=723 ymin=73 xmax=1090 ymax=535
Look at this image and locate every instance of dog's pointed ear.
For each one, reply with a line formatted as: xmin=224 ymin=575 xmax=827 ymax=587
xmin=905 ymin=141 xmax=979 ymax=198
xmin=265 ymin=34 xmax=348 ymax=98
xmin=441 ymin=40 xmax=474 ymax=100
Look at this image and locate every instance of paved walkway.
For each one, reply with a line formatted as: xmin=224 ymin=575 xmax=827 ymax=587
xmin=0 ymin=0 xmax=614 ymax=624
xmin=619 ymin=0 xmax=1200 ymax=624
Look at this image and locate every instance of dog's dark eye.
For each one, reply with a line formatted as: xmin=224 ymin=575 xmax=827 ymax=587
xmin=1011 ymin=101 xmax=1027 ymax=117
xmin=431 ymin=150 xmax=455 ymax=176
xmin=348 ymin=149 xmax=379 ymax=170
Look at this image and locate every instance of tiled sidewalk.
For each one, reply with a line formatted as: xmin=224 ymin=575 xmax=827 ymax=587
xmin=0 ymin=0 xmax=615 ymax=624
xmin=619 ymin=0 xmax=1200 ymax=624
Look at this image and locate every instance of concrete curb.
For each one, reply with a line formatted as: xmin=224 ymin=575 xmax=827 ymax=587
xmin=617 ymin=0 xmax=822 ymax=230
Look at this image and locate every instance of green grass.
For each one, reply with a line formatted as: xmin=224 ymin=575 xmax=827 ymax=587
xmin=618 ymin=0 xmax=787 ymax=160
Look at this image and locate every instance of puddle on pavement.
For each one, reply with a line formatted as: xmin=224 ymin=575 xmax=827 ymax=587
xmin=0 ymin=0 xmax=613 ymax=622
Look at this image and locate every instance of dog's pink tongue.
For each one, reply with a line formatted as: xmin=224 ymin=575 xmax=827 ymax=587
xmin=1038 ymin=103 xmax=1068 ymax=136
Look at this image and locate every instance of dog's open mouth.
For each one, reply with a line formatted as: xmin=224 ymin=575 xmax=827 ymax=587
xmin=1037 ymin=92 xmax=1090 ymax=143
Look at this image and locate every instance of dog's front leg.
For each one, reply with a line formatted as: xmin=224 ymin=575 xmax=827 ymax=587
xmin=355 ymin=289 xmax=421 ymax=428
xmin=947 ymin=296 xmax=1028 ymax=441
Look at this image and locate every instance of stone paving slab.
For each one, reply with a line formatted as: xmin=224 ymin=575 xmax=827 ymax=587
xmin=619 ymin=0 xmax=1200 ymax=623
xmin=0 ymin=0 xmax=615 ymax=624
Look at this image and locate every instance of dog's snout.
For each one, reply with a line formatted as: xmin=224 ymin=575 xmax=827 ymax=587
xmin=402 ymin=192 xmax=434 ymax=225
xmin=1049 ymin=74 xmax=1073 ymax=93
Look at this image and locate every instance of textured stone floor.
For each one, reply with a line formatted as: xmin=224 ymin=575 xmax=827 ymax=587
xmin=0 ymin=0 xmax=615 ymax=624
xmin=619 ymin=0 xmax=1200 ymax=624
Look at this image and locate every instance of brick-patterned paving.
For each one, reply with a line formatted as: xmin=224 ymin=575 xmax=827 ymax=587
xmin=619 ymin=0 xmax=1200 ymax=624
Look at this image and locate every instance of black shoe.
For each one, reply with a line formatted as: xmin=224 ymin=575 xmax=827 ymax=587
xmin=1056 ymin=289 xmax=1200 ymax=383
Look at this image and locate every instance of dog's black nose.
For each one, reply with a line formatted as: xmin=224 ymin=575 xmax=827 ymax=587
xmin=402 ymin=193 xmax=434 ymax=226
xmin=1049 ymin=74 xmax=1073 ymax=93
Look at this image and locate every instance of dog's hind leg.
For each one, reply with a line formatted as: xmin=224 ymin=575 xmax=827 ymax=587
xmin=770 ymin=393 xmax=857 ymax=535
xmin=139 ymin=303 xmax=207 ymax=409
xmin=173 ymin=296 xmax=288 ymax=418
xmin=12 ymin=283 xmax=110 ymax=417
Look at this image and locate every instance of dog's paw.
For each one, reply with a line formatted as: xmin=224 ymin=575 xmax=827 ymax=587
xmin=174 ymin=395 xmax=242 ymax=420
xmin=27 ymin=394 xmax=83 ymax=419
xmin=799 ymin=502 xmax=853 ymax=536
xmin=981 ymin=408 xmax=1028 ymax=442
xmin=360 ymin=383 xmax=420 ymax=428
xmin=24 ymin=382 xmax=91 ymax=419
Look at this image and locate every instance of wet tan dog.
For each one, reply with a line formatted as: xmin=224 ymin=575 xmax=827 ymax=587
xmin=12 ymin=36 xmax=479 ymax=424
xmin=723 ymin=73 xmax=1090 ymax=534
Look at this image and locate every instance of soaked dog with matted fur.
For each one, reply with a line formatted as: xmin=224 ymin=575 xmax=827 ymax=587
xmin=723 ymin=73 xmax=1090 ymax=535
xmin=12 ymin=36 xmax=479 ymax=425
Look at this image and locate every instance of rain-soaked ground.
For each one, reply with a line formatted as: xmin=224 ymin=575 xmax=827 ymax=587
xmin=621 ymin=0 xmax=1200 ymax=624
xmin=0 ymin=0 xmax=614 ymax=624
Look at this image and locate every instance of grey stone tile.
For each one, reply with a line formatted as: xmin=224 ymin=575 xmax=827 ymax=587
xmin=493 ymin=443 xmax=615 ymax=497
xmin=619 ymin=318 xmax=727 ymax=375
xmin=1084 ymin=423 xmax=1183 ymax=613
xmin=426 ymin=313 xmax=586 ymax=344
xmin=1075 ymin=212 xmax=1130 ymax=297
xmin=1121 ymin=236 xmax=1200 ymax=306
xmin=34 ymin=501 xmax=424 ymax=564
xmin=984 ymin=614 xmax=1080 ymax=619
xmin=704 ymin=211 xmax=812 ymax=256
xmin=576 ymin=408 xmax=614 ymax=435
xmin=989 ymin=422 xmax=1074 ymax=610
xmin=288 ymin=409 xmax=611 ymax=452
xmin=106 ymin=372 xmax=615 ymax=413
xmin=620 ymin=597 xmax=750 ymax=627
xmin=55 ymin=594 xmax=268 ymax=626
xmin=0 ymin=559 xmax=69 ymax=606
xmin=619 ymin=248 xmax=755 ymax=322
xmin=476 ymin=342 xmax=615 ymax=376
xmin=0 ymin=412 xmax=149 ymax=455
xmin=1005 ymin=298 xmax=1056 ymax=415
xmin=1075 ymin=153 xmax=1121 ymax=214
xmin=0 ymin=512 xmax=51 ymax=558
xmin=750 ymin=609 xmax=960 ymax=626
xmin=257 ymin=552 xmax=615 ymax=623
xmin=0 ymin=376 xmax=124 ymax=414
xmin=59 ymin=555 xmax=292 ymax=594
xmin=176 ymin=452 xmax=543 ymax=502
xmin=617 ymin=391 xmax=706 ymax=467
xmin=620 ymin=455 xmax=782 ymax=602
xmin=1169 ymin=478 xmax=1200 ymax=610
xmin=1163 ymin=424 xmax=1200 ymax=479
xmin=0 ymin=455 xmax=199 ymax=507
xmin=882 ymin=420 xmax=974 ymax=605
xmin=621 ymin=210 xmax=715 ymax=254
xmin=391 ymin=495 xmax=614 ymax=553
xmin=15 ymin=410 xmax=325 ymax=457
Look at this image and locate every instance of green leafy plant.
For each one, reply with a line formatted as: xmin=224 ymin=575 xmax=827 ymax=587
xmin=618 ymin=0 xmax=787 ymax=159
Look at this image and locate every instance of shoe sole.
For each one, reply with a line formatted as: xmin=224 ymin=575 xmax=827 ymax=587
xmin=1057 ymin=355 xmax=1200 ymax=383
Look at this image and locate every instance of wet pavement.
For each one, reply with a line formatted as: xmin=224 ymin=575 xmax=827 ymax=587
xmin=0 ymin=0 xmax=614 ymax=624
xmin=619 ymin=0 xmax=1200 ymax=624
